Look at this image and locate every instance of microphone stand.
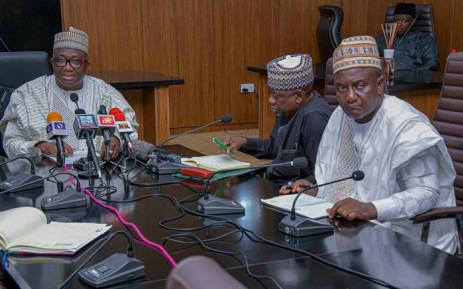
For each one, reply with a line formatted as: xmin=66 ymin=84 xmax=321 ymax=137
xmin=197 ymin=171 xmax=245 ymax=215
xmin=147 ymin=117 xmax=231 ymax=186
xmin=78 ymin=131 xmax=102 ymax=182
xmin=278 ymin=171 xmax=364 ymax=238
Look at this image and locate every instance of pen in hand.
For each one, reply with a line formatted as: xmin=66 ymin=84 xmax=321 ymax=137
xmin=212 ymin=137 xmax=236 ymax=157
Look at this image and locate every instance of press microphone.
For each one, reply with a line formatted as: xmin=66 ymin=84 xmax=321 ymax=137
xmin=70 ymin=93 xmax=80 ymax=110
xmin=109 ymin=107 xmax=133 ymax=153
xmin=278 ymin=170 xmax=365 ymax=237
xmin=96 ymin=105 xmax=116 ymax=161
xmin=159 ymin=114 xmax=232 ymax=149
xmin=73 ymin=110 xmax=101 ymax=178
xmin=46 ymin=112 xmax=68 ymax=167
xmin=194 ymin=157 xmax=308 ymax=215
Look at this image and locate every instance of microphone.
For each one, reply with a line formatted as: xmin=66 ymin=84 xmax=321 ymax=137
xmin=109 ymin=107 xmax=134 ymax=153
xmin=73 ymin=110 xmax=101 ymax=178
xmin=46 ymin=112 xmax=68 ymax=167
xmin=96 ymin=105 xmax=116 ymax=161
xmin=159 ymin=114 xmax=232 ymax=149
xmin=145 ymin=114 xmax=233 ymax=180
xmin=278 ymin=170 xmax=365 ymax=238
xmin=195 ymin=157 xmax=308 ymax=215
xmin=0 ymin=156 xmax=44 ymax=193
xmin=70 ymin=93 xmax=80 ymax=110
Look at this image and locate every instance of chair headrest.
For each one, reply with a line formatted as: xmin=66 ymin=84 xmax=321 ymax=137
xmin=0 ymin=51 xmax=52 ymax=89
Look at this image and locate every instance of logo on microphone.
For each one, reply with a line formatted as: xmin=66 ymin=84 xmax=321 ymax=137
xmin=118 ymin=123 xmax=129 ymax=129
xmin=46 ymin=123 xmax=52 ymax=134
xmin=98 ymin=115 xmax=115 ymax=125
xmin=54 ymin=122 xmax=66 ymax=130
xmin=77 ymin=115 xmax=96 ymax=128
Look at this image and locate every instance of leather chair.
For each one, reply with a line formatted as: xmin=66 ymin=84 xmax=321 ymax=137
xmin=411 ymin=52 xmax=463 ymax=239
xmin=165 ymin=256 xmax=248 ymax=289
xmin=316 ymin=6 xmax=343 ymax=79
xmin=385 ymin=4 xmax=435 ymax=37
xmin=323 ymin=57 xmax=338 ymax=107
xmin=0 ymin=51 xmax=52 ymax=156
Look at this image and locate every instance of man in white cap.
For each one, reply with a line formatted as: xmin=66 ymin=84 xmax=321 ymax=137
xmin=219 ymin=54 xmax=332 ymax=182
xmin=0 ymin=27 xmax=138 ymax=159
xmin=282 ymin=35 xmax=458 ymax=253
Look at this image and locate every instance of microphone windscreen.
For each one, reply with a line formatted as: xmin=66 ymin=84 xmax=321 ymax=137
xmin=292 ymin=157 xmax=308 ymax=168
xmin=75 ymin=108 xmax=86 ymax=115
xmin=352 ymin=170 xmax=365 ymax=181
xmin=109 ymin=107 xmax=126 ymax=121
xmin=221 ymin=114 xmax=232 ymax=123
xmin=47 ymin=112 xmax=63 ymax=123
xmin=70 ymin=93 xmax=79 ymax=103
xmin=99 ymin=105 xmax=108 ymax=115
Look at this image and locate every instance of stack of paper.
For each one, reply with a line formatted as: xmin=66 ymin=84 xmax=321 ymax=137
xmin=181 ymin=154 xmax=250 ymax=171
xmin=261 ymin=194 xmax=333 ymax=219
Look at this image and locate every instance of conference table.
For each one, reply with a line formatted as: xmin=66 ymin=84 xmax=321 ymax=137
xmin=248 ymin=66 xmax=443 ymax=138
xmin=1 ymin=146 xmax=463 ymax=289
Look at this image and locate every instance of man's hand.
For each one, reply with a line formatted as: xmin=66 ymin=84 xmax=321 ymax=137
xmin=279 ymin=179 xmax=316 ymax=195
xmin=327 ymin=198 xmax=377 ymax=222
xmin=217 ymin=136 xmax=246 ymax=154
xmin=35 ymin=141 xmax=74 ymax=156
xmin=101 ymin=137 xmax=121 ymax=160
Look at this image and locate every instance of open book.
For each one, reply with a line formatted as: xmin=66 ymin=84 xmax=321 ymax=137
xmin=0 ymin=207 xmax=111 ymax=255
xmin=181 ymin=154 xmax=250 ymax=171
xmin=261 ymin=194 xmax=333 ymax=219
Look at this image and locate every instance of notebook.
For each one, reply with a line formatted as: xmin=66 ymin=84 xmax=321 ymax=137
xmin=261 ymin=194 xmax=333 ymax=219
xmin=0 ymin=207 xmax=111 ymax=255
xmin=181 ymin=154 xmax=250 ymax=172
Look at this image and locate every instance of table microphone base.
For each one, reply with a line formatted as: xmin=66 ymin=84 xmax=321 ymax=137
xmin=197 ymin=195 xmax=244 ymax=215
xmin=278 ymin=214 xmax=333 ymax=237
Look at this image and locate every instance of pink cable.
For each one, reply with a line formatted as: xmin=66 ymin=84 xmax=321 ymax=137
xmin=63 ymin=165 xmax=177 ymax=267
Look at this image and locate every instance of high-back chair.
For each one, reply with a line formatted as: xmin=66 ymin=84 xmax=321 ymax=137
xmin=316 ymin=5 xmax=343 ymax=77
xmin=0 ymin=51 xmax=52 ymax=156
xmin=323 ymin=57 xmax=338 ymax=107
xmin=411 ymin=52 xmax=463 ymax=247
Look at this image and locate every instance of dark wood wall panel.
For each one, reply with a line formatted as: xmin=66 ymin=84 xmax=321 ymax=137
xmin=60 ymin=0 xmax=462 ymax=134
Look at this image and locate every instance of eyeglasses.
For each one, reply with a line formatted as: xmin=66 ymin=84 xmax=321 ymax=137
xmin=51 ymin=57 xmax=88 ymax=68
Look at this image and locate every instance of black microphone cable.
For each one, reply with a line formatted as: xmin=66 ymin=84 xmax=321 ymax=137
xmin=175 ymin=193 xmax=399 ymax=289
xmin=0 ymin=155 xmax=36 ymax=174
xmin=57 ymin=231 xmax=134 ymax=289
xmin=162 ymin=232 xmax=284 ymax=289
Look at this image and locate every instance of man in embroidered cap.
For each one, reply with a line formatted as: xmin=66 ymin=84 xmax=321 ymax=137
xmin=218 ymin=54 xmax=332 ymax=181
xmin=376 ymin=3 xmax=439 ymax=71
xmin=0 ymin=27 xmax=138 ymax=159
xmin=283 ymin=35 xmax=458 ymax=253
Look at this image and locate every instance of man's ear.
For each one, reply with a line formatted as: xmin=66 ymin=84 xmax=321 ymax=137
xmin=377 ymin=73 xmax=385 ymax=96
xmin=295 ymin=90 xmax=304 ymax=104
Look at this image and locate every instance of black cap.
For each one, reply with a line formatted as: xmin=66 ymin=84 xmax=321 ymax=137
xmin=394 ymin=3 xmax=416 ymax=18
